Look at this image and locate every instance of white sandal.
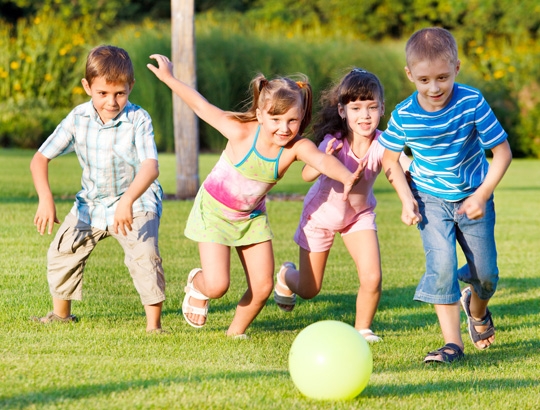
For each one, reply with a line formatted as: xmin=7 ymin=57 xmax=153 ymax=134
xmin=359 ymin=329 xmax=382 ymax=343
xmin=182 ymin=268 xmax=209 ymax=328
xmin=274 ymin=262 xmax=297 ymax=312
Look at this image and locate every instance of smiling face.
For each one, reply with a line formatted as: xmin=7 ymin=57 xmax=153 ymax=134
xmin=256 ymin=102 xmax=303 ymax=146
xmin=405 ymin=58 xmax=460 ymax=112
xmin=82 ymin=76 xmax=132 ymax=123
xmin=339 ymin=98 xmax=384 ymax=140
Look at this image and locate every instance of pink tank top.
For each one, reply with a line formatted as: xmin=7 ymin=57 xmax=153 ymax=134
xmin=204 ymin=126 xmax=283 ymax=218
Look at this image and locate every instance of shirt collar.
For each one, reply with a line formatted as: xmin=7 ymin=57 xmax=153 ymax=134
xmin=84 ymin=100 xmax=132 ymax=127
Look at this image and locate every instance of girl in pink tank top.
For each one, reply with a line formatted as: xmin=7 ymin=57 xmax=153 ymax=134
xmin=148 ymin=55 xmax=364 ymax=337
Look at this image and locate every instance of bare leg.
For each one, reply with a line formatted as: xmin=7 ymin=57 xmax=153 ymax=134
xmin=434 ymin=302 xmax=464 ymax=354
xmin=184 ymin=242 xmax=231 ymax=327
xmin=144 ymin=302 xmax=163 ymax=331
xmin=275 ymin=247 xmax=330 ymax=311
xmin=226 ymin=241 xmax=275 ymax=336
xmin=342 ymin=230 xmax=381 ymax=332
xmin=52 ymin=298 xmax=72 ymax=318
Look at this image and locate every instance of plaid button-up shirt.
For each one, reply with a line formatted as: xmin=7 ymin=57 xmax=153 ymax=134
xmin=39 ymin=100 xmax=163 ymax=230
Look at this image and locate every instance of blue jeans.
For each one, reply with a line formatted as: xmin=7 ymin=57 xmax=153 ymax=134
xmin=413 ymin=190 xmax=499 ymax=304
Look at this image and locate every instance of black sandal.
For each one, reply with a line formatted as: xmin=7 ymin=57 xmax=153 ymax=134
xmin=460 ymin=287 xmax=495 ymax=350
xmin=424 ymin=343 xmax=464 ymax=364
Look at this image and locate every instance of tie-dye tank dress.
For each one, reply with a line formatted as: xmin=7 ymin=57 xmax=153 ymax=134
xmin=184 ymin=126 xmax=284 ymax=246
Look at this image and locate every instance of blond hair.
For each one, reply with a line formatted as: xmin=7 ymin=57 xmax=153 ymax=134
xmin=230 ymin=73 xmax=313 ymax=136
xmin=85 ymin=45 xmax=134 ymax=87
xmin=405 ymin=27 xmax=458 ymax=68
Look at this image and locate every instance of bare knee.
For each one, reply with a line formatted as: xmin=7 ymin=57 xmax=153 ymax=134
xmin=296 ymin=285 xmax=321 ymax=300
xmin=360 ymin=272 xmax=382 ymax=293
xmin=200 ymin=276 xmax=229 ymax=299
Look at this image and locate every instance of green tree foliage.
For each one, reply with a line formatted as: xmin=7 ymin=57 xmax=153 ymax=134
xmin=0 ymin=0 xmax=170 ymax=24
xmin=1 ymin=0 xmax=539 ymax=156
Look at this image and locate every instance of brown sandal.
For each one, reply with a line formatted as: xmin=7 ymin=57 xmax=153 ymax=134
xmin=31 ymin=311 xmax=78 ymax=323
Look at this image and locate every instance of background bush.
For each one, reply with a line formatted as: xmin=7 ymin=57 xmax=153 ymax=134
xmin=1 ymin=0 xmax=539 ymax=157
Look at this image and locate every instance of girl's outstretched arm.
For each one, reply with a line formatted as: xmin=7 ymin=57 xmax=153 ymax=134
xmin=147 ymin=54 xmax=237 ymax=138
xmin=295 ymin=138 xmax=363 ymax=200
xmin=301 ymin=137 xmax=343 ymax=182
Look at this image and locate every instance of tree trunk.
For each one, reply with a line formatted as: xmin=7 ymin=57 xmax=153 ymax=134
xmin=171 ymin=0 xmax=199 ymax=199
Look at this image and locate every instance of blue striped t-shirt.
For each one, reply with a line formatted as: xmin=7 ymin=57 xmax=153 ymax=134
xmin=379 ymin=83 xmax=507 ymax=201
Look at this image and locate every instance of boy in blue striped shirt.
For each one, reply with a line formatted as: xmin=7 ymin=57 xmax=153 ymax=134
xmin=380 ymin=27 xmax=512 ymax=363
xmin=30 ymin=45 xmax=166 ymax=333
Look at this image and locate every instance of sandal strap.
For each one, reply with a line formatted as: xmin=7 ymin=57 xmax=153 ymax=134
xmin=183 ymin=303 xmax=208 ymax=316
xmin=425 ymin=343 xmax=464 ymax=363
xmin=185 ymin=268 xmax=209 ymax=301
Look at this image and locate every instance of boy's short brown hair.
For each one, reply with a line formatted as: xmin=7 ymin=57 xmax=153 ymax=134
xmin=85 ymin=45 xmax=134 ymax=87
xmin=405 ymin=27 xmax=458 ymax=68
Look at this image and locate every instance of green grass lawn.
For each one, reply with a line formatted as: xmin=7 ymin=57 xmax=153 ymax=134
xmin=1 ymin=149 xmax=539 ymax=409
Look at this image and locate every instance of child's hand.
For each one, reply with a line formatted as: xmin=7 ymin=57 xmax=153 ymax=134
xmin=34 ymin=200 xmax=60 ymax=235
xmin=147 ymin=54 xmax=174 ymax=82
xmin=457 ymin=194 xmax=486 ymax=220
xmin=401 ymin=199 xmax=422 ymax=226
xmin=325 ymin=138 xmax=343 ymax=156
xmin=342 ymin=159 xmax=366 ymax=200
xmin=113 ymin=197 xmax=133 ymax=236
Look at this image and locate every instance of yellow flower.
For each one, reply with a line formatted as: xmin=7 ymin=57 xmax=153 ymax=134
xmin=0 ymin=71 xmax=7 ymax=79
xmin=14 ymin=82 xmax=21 ymax=91
xmin=72 ymin=86 xmax=84 ymax=95
xmin=72 ymin=34 xmax=85 ymax=46
xmin=493 ymin=70 xmax=504 ymax=79
xmin=59 ymin=48 xmax=67 ymax=56
xmin=44 ymin=73 xmax=53 ymax=82
xmin=34 ymin=17 xmax=41 ymax=24
xmin=475 ymin=46 xmax=484 ymax=54
xmin=70 ymin=56 xmax=77 ymax=63
xmin=508 ymin=66 xmax=516 ymax=73
xmin=10 ymin=61 xmax=20 ymax=70
xmin=25 ymin=56 xmax=32 ymax=63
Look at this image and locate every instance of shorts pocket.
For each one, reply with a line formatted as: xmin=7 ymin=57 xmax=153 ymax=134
xmin=55 ymin=225 xmax=93 ymax=254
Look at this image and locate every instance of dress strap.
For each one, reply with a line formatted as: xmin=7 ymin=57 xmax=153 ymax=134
xmin=235 ymin=126 xmax=260 ymax=167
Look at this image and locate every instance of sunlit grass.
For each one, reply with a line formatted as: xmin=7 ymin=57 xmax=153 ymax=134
xmin=1 ymin=149 xmax=539 ymax=409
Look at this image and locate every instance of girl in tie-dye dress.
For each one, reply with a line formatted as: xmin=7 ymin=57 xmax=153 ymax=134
xmin=148 ymin=54 xmax=363 ymax=337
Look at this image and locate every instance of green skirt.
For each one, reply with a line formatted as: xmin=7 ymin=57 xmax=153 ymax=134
xmin=184 ymin=186 xmax=273 ymax=247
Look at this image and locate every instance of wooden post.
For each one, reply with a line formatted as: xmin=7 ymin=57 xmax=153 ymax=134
xmin=171 ymin=0 xmax=199 ymax=198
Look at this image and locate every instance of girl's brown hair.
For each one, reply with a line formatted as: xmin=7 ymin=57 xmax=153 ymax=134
xmin=229 ymin=73 xmax=313 ymax=136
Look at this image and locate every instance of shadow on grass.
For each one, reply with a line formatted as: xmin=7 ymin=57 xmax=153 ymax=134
xmin=363 ymin=376 xmax=540 ymax=398
xmin=0 ymin=370 xmax=289 ymax=409
xmin=3 ymin=364 xmax=539 ymax=408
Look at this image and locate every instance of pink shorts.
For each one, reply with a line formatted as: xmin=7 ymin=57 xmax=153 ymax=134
xmin=294 ymin=212 xmax=377 ymax=252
